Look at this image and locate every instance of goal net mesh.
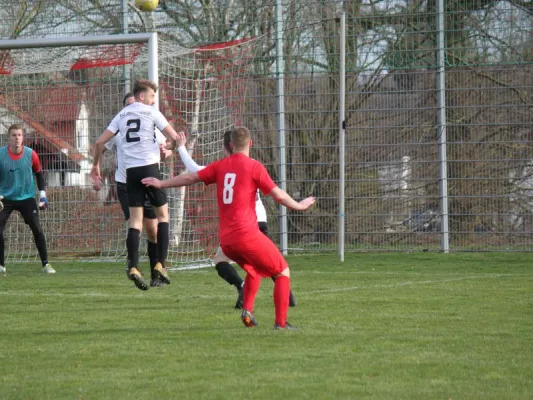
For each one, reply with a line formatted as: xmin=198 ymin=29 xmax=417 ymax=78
xmin=0 ymin=36 xmax=261 ymax=267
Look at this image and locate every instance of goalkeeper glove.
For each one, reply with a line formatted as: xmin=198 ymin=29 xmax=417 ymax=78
xmin=0 ymin=195 xmax=3 ymax=212
xmin=38 ymin=191 xmax=48 ymax=211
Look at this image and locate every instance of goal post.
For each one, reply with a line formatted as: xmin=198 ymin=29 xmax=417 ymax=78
xmin=0 ymin=33 xmax=260 ymax=268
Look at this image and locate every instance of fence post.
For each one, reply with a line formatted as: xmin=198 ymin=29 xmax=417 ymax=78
xmin=436 ymin=0 xmax=450 ymax=252
xmin=339 ymin=6 xmax=346 ymax=262
xmin=275 ymin=0 xmax=288 ymax=255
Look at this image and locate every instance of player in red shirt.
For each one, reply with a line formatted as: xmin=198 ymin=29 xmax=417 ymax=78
xmin=142 ymin=126 xmax=315 ymax=329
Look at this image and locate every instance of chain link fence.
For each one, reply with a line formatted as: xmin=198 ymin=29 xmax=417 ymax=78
xmin=0 ymin=0 xmax=532 ymax=258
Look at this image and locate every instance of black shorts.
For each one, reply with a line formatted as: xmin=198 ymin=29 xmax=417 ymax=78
xmin=0 ymin=198 xmax=40 ymax=226
xmin=116 ymin=182 xmax=157 ymax=221
xmin=126 ymin=163 xmax=167 ymax=208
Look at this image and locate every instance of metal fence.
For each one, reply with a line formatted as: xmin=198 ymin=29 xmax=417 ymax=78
xmin=0 ymin=0 xmax=532 ymax=257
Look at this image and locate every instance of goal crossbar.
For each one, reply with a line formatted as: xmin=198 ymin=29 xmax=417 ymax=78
xmin=0 ymin=33 xmax=159 ymax=107
xmin=0 ymin=33 xmax=156 ymax=49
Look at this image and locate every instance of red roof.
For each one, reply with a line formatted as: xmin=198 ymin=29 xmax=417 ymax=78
xmin=0 ymin=94 xmax=85 ymax=163
xmin=6 ymin=85 xmax=86 ymax=124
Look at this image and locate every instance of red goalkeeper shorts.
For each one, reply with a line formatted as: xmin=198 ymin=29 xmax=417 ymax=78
xmin=221 ymin=232 xmax=288 ymax=278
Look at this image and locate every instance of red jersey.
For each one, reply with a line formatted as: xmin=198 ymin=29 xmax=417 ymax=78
xmin=197 ymin=153 xmax=277 ymax=245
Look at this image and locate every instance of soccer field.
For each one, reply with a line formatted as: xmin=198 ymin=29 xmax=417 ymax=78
xmin=0 ymin=253 xmax=532 ymax=400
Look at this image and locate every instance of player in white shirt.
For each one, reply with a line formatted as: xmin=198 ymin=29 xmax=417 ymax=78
xmin=91 ymin=79 xmax=181 ymax=291
xmin=176 ymin=130 xmax=296 ymax=308
xmin=100 ymin=93 xmax=171 ymax=287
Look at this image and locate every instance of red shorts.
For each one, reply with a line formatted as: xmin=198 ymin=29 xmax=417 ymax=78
xmin=221 ymin=233 xmax=288 ymax=278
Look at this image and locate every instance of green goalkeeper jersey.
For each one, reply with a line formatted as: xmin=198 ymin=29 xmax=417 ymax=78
xmin=0 ymin=146 xmax=36 ymax=201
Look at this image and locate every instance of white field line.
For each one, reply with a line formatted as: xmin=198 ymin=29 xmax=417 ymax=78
xmin=0 ymin=273 xmax=515 ymax=299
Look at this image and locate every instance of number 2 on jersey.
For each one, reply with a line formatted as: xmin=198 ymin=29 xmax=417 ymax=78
xmin=223 ymin=173 xmax=236 ymax=204
xmin=125 ymin=119 xmax=141 ymax=142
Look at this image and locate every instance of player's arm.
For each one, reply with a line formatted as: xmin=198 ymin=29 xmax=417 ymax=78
xmin=142 ymin=172 xmax=202 ymax=189
xmin=173 ymin=130 xmax=204 ymax=172
xmin=154 ymin=111 xmax=179 ymax=150
xmin=31 ymin=150 xmax=48 ymax=210
xmin=267 ymin=187 xmax=315 ymax=211
xmin=161 ymin=125 xmax=179 ymax=150
xmin=91 ymin=129 xmax=115 ymax=180
xmin=177 ymin=143 xmax=205 ymax=173
xmin=254 ymin=163 xmax=315 ymax=211
xmin=143 ymin=159 xmax=217 ymax=189
xmin=155 ymin=130 xmax=173 ymax=160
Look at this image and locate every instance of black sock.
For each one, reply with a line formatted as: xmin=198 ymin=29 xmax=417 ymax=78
xmin=156 ymin=222 xmax=169 ymax=266
xmin=215 ymin=262 xmax=244 ymax=289
xmin=0 ymin=233 xmax=4 ymax=266
xmin=147 ymin=240 xmax=157 ymax=276
xmin=126 ymin=228 xmax=141 ymax=268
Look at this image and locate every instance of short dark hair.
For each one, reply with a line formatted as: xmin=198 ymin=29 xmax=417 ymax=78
xmin=223 ymin=130 xmax=233 ymax=154
xmin=230 ymin=126 xmax=251 ymax=151
xmin=123 ymin=92 xmax=134 ymax=106
xmin=8 ymin=123 xmax=24 ymax=135
xmin=133 ymin=79 xmax=158 ymax=97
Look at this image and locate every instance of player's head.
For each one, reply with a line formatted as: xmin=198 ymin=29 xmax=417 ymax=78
xmin=123 ymin=92 xmax=134 ymax=106
xmin=230 ymin=126 xmax=252 ymax=152
xmin=223 ymin=130 xmax=233 ymax=155
xmin=8 ymin=124 xmax=24 ymax=151
xmin=133 ymin=79 xmax=158 ymax=106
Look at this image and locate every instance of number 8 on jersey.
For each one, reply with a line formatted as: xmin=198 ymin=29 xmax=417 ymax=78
xmin=223 ymin=173 xmax=236 ymax=204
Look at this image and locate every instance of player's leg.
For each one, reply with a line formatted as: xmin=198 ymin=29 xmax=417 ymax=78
xmin=126 ymin=206 xmax=147 ymax=290
xmin=240 ymin=263 xmax=261 ymax=313
xmin=0 ymin=201 xmax=14 ymax=273
xmin=252 ymin=237 xmax=293 ymax=329
xmin=259 ymin=221 xmax=296 ymax=307
xmin=116 ymin=182 xmax=131 ymax=274
xmin=272 ymin=268 xmax=294 ymax=330
xmin=221 ymin=245 xmax=264 ymax=327
xmin=229 ymin=234 xmax=293 ymax=329
xmin=145 ymin=164 xmax=171 ymax=284
xmin=214 ymin=246 xmax=245 ymax=308
xmin=125 ymin=166 xmax=150 ymax=290
xmin=143 ymin=202 xmax=162 ymax=287
xmin=18 ymin=199 xmax=54 ymax=273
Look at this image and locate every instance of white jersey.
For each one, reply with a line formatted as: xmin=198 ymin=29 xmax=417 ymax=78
xmin=105 ymin=130 xmax=167 ymax=183
xmin=105 ymin=102 xmax=169 ymax=170
xmin=177 ymin=146 xmax=268 ymax=222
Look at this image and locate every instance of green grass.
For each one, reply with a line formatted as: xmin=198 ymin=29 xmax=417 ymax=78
xmin=0 ymin=253 xmax=532 ymax=400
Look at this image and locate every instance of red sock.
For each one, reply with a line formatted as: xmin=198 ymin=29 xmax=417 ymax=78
xmin=242 ymin=272 xmax=261 ymax=312
xmin=273 ymin=275 xmax=290 ymax=327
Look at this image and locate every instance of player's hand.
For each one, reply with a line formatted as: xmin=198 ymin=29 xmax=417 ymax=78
xmin=90 ymin=165 xmax=102 ymax=191
xmin=0 ymin=195 xmax=3 ymax=212
xmin=142 ymin=177 xmax=162 ymax=189
xmin=92 ymin=176 xmax=102 ymax=191
xmin=177 ymin=131 xmax=187 ymax=147
xmin=90 ymin=165 xmax=101 ymax=180
xmin=298 ymin=196 xmax=316 ymax=210
xmin=38 ymin=196 xmax=48 ymax=210
xmin=160 ymin=144 xmax=173 ymax=160
xmin=164 ymin=140 xmax=176 ymax=151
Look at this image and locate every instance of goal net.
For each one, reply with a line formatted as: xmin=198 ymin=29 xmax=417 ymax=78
xmin=0 ymin=34 xmax=261 ymax=267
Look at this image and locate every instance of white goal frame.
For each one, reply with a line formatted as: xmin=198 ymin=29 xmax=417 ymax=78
xmin=0 ymin=32 xmax=258 ymax=268
xmin=0 ymin=33 xmax=202 ymax=268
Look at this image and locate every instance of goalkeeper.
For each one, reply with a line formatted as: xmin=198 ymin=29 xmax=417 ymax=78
xmin=176 ymin=130 xmax=296 ymax=309
xmin=0 ymin=124 xmax=55 ymax=274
